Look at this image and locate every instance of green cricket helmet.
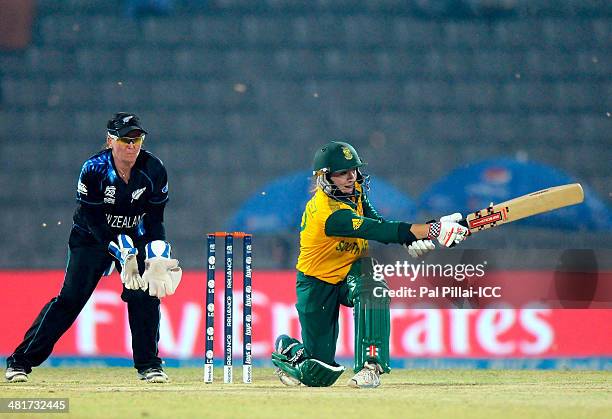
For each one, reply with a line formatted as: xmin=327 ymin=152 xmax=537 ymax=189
xmin=312 ymin=141 xmax=369 ymax=202
xmin=312 ymin=141 xmax=365 ymax=175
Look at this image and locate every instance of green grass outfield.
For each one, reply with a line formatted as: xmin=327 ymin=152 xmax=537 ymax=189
xmin=2 ymin=368 xmax=611 ymax=419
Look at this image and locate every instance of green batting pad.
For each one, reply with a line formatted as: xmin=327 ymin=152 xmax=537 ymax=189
xmin=271 ymin=352 xmax=345 ymax=387
xmin=348 ymin=258 xmax=391 ymax=373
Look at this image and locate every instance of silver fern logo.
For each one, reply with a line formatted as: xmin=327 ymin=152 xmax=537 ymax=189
xmin=131 ymin=187 xmax=146 ymax=202
xmin=77 ymin=181 xmax=88 ymax=195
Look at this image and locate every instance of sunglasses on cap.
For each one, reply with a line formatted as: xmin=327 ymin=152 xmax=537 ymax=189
xmin=108 ymin=133 xmax=145 ymax=145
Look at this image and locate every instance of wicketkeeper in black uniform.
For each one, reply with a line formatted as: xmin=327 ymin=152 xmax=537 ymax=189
xmin=5 ymin=113 xmax=182 ymax=383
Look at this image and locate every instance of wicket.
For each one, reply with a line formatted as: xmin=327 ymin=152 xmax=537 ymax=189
xmin=205 ymin=232 xmax=253 ymax=384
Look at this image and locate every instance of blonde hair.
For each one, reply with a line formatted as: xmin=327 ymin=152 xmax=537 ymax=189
xmin=309 ymin=175 xmax=319 ymax=194
xmin=102 ymin=134 xmax=112 ymax=150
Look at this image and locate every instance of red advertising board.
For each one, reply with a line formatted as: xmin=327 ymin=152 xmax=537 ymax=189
xmin=1 ymin=271 xmax=611 ymax=359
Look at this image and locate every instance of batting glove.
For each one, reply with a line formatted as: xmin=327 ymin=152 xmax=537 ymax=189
xmin=404 ymin=239 xmax=435 ymax=259
xmin=143 ymin=240 xmax=182 ymax=298
xmin=440 ymin=212 xmax=464 ymax=223
xmin=428 ymin=213 xmax=469 ymax=247
xmin=108 ymin=234 xmax=147 ymax=291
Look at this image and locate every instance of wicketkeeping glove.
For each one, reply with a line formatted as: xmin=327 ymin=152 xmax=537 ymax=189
xmin=143 ymin=240 xmax=182 ymax=298
xmin=108 ymin=234 xmax=147 ymax=291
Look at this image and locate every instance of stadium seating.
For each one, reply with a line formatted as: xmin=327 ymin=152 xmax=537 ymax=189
xmin=0 ymin=1 xmax=609 ymax=268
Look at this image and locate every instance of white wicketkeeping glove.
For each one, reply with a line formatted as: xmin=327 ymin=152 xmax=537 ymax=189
xmin=404 ymin=240 xmax=435 ymax=259
xmin=143 ymin=240 xmax=182 ymax=298
xmin=427 ymin=212 xmax=470 ymax=247
xmin=108 ymin=234 xmax=147 ymax=290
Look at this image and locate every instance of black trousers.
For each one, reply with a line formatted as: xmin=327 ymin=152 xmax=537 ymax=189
xmin=7 ymin=228 xmax=162 ymax=373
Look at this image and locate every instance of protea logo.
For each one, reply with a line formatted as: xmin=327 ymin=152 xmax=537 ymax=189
xmin=77 ymin=181 xmax=88 ymax=195
xmin=342 ymin=146 xmax=353 ymax=160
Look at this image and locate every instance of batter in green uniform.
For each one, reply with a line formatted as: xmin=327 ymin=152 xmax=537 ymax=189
xmin=271 ymin=141 xmax=469 ymax=388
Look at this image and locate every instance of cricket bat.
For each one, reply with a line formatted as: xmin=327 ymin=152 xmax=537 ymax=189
xmin=460 ymin=183 xmax=584 ymax=233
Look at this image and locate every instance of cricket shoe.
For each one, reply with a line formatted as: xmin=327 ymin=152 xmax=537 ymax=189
xmin=137 ymin=368 xmax=169 ymax=383
xmin=5 ymin=367 xmax=28 ymax=383
xmin=274 ymin=368 xmax=301 ymax=387
xmin=347 ymin=362 xmax=383 ymax=388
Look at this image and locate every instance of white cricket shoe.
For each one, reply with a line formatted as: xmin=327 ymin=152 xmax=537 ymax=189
xmin=274 ymin=368 xmax=301 ymax=387
xmin=347 ymin=362 xmax=382 ymax=388
xmin=5 ymin=367 xmax=28 ymax=383
xmin=137 ymin=368 xmax=169 ymax=383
